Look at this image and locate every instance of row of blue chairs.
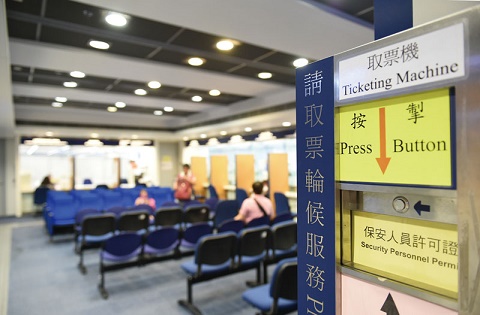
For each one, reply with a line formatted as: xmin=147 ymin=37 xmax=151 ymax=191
xmin=75 ymin=202 xmax=295 ymax=272
xmin=94 ymin=220 xmax=297 ymax=303
xmin=44 ymin=186 xmax=175 ymax=238
xmin=177 ymin=224 xmax=297 ymax=314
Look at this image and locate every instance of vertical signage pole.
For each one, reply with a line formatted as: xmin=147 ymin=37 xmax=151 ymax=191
xmin=296 ymin=56 xmax=336 ymax=314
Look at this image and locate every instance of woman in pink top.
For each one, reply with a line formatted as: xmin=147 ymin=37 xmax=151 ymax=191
xmin=135 ymin=189 xmax=156 ymax=209
xmin=234 ymin=181 xmax=274 ymax=224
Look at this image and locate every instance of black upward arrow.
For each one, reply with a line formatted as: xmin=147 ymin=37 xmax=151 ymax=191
xmin=414 ymin=201 xmax=431 ymax=216
xmin=381 ymin=293 xmax=400 ymax=315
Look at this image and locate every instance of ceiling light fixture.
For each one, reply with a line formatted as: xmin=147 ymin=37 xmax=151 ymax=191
xmin=200 ymin=134 xmax=207 ymax=139
xmin=258 ymin=72 xmax=272 ymax=79
xmin=51 ymin=102 xmax=63 ymax=108
xmin=131 ymin=134 xmax=139 ymax=139
xmin=91 ymin=133 xmax=99 ymax=138
xmin=55 ymin=97 xmax=67 ymax=102
xmin=105 ymin=12 xmax=128 ymax=27
xmin=153 ymin=110 xmax=163 ymax=116
xmin=85 ymin=139 xmax=104 ymax=146
xmin=63 ymin=81 xmax=77 ymax=88
xmin=188 ymin=57 xmax=205 ymax=66
xmin=282 ymin=121 xmax=292 ymax=127
xmin=107 ymin=106 xmax=117 ymax=112
xmin=45 ymin=131 xmax=54 ymax=137
xmin=192 ymin=96 xmax=202 ymax=102
xmin=293 ymin=58 xmax=309 ymax=68
xmin=115 ymin=101 xmax=126 ymax=108
xmin=134 ymin=88 xmax=147 ymax=96
xmin=244 ymin=127 xmax=252 ymax=132
xmin=209 ymin=89 xmax=221 ymax=96
xmin=88 ymin=40 xmax=110 ymax=50
xmin=148 ymin=81 xmax=161 ymax=89
xmin=70 ymin=71 xmax=85 ymax=78
xmin=220 ymin=131 xmax=227 ymax=136
xmin=216 ymin=40 xmax=235 ymax=51
xmin=164 ymin=106 xmax=174 ymax=112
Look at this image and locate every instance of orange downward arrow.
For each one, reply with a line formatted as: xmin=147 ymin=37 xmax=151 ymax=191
xmin=376 ymin=107 xmax=391 ymax=174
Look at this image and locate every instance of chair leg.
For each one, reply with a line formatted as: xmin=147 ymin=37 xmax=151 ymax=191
xmin=78 ymin=248 xmax=87 ymax=274
xmin=177 ymin=278 xmax=203 ymax=315
xmin=98 ymin=264 xmax=108 ymax=299
xmin=263 ymin=262 xmax=268 ymax=284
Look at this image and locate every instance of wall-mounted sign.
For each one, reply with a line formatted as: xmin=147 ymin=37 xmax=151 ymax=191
xmin=296 ymin=57 xmax=336 ymax=314
xmin=338 ymin=88 xmax=455 ymax=188
xmin=338 ymin=23 xmax=465 ymax=101
xmin=342 ymin=275 xmax=457 ymax=315
xmin=352 ymin=211 xmax=458 ymax=297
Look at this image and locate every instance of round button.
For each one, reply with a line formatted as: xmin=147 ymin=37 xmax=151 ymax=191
xmin=392 ymin=196 xmax=409 ymax=213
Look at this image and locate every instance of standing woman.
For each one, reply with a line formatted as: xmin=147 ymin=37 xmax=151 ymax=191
xmin=173 ymin=164 xmax=196 ymax=202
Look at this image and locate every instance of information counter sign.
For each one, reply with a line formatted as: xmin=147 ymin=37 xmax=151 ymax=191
xmin=296 ymin=57 xmax=336 ymax=314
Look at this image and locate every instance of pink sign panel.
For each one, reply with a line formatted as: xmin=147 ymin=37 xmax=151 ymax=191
xmin=342 ymin=275 xmax=457 ymax=315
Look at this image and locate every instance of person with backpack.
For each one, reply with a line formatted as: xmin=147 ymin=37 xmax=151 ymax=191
xmin=234 ymin=181 xmax=273 ymax=224
xmin=173 ymin=164 xmax=196 ymax=202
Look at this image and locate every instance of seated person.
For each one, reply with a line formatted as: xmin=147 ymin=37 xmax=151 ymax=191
xmin=135 ymin=189 xmax=156 ymax=209
xmin=234 ymin=181 xmax=274 ymax=224
xmin=40 ymin=175 xmax=54 ymax=190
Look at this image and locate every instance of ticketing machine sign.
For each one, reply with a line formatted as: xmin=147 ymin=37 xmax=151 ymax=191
xmin=338 ymin=23 xmax=465 ymax=101
xmin=338 ymin=88 xmax=455 ymax=188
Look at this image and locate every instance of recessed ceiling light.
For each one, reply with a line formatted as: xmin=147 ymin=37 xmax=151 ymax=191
xmin=282 ymin=121 xmax=292 ymax=127
xmin=135 ymin=89 xmax=147 ymax=96
xmin=293 ymin=58 xmax=309 ymax=68
xmin=244 ymin=127 xmax=252 ymax=132
xmin=63 ymin=81 xmax=77 ymax=88
xmin=70 ymin=71 xmax=85 ymax=78
xmin=45 ymin=131 xmax=54 ymax=137
xmin=55 ymin=97 xmax=67 ymax=102
xmin=107 ymin=106 xmax=117 ymax=112
xmin=91 ymin=133 xmax=99 ymax=138
xmin=188 ymin=57 xmax=205 ymax=66
xmin=153 ymin=110 xmax=163 ymax=116
xmin=88 ymin=40 xmax=110 ymax=50
xmin=258 ymin=72 xmax=272 ymax=79
xmin=209 ymin=89 xmax=221 ymax=96
xmin=105 ymin=12 xmax=128 ymax=27
xmin=148 ymin=81 xmax=161 ymax=89
xmin=131 ymin=134 xmax=139 ymax=139
xmin=51 ymin=102 xmax=63 ymax=108
xmin=192 ymin=96 xmax=202 ymax=102
xmin=216 ymin=40 xmax=235 ymax=51
xmin=220 ymin=131 xmax=227 ymax=136
xmin=164 ymin=106 xmax=174 ymax=112
xmin=200 ymin=134 xmax=207 ymax=139
xmin=115 ymin=101 xmax=126 ymax=108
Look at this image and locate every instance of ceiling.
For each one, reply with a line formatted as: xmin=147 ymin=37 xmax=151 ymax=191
xmin=3 ymin=0 xmax=378 ymax=142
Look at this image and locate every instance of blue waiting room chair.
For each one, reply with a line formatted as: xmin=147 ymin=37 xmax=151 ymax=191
xmin=178 ymin=232 xmax=238 ymax=314
xmin=242 ymin=257 xmax=298 ymax=315
xmin=273 ymin=192 xmax=291 ymax=217
xmin=98 ymin=233 xmax=143 ymax=299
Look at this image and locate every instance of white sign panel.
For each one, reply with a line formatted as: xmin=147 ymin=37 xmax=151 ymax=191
xmin=338 ymin=23 xmax=465 ymax=101
xmin=342 ymin=275 xmax=457 ymax=315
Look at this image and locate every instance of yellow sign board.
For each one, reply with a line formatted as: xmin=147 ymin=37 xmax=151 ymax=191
xmin=352 ymin=211 xmax=458 ymax=296
xmin=338 ymin=88 xmax=453 ymax=187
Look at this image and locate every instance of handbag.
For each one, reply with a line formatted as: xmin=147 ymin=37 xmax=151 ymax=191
xmin=174 ymin=178 xmax=192 ymax=200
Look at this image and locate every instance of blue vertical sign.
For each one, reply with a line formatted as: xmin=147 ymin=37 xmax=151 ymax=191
xmin=296 ymin=56 xmax=335 ymax=314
